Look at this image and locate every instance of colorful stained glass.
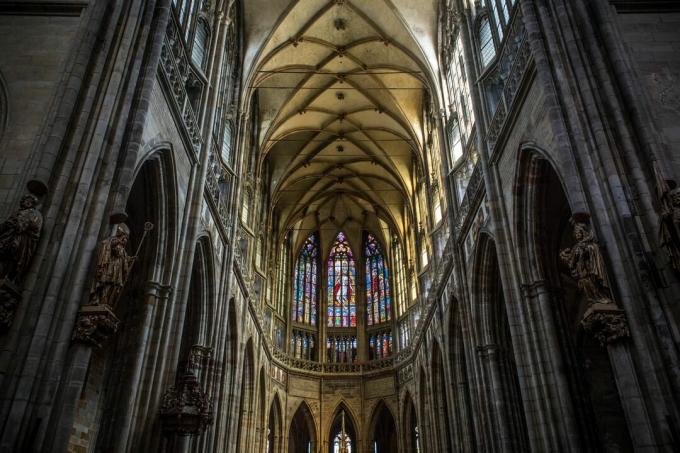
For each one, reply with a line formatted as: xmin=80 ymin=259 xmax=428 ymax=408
xmin=365 ymin=233 xmax=392 ymax=325
xmin=292 ymin=234 xmax=319 ymax=326
xmin=327 ymin=232 xmax=356 ymax=327
xmin=368 ymin=331 xmax=392 ymax=360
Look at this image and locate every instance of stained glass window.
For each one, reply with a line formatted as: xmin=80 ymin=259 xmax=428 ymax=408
xmin=327 ymin=232 xmax=356 ymax=327
xmin=393 ymin=238 xmax=407 ymax=317
xmin=292 ymin=234 xmax=318 ymax=325
xmin=291 ymin=330 xmax=316 ymax=360
xmin=365 ymin=233 xmax=391 ymax=326
xmin=327 ymin=336 xmax=358 ymax=363
xmin=368 ymin=331 xmax=393 ymax=360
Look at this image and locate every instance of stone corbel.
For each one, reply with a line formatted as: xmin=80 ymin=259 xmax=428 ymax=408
xmin=72 ymin=304 xmax=120 ymax=348
xmin=580 ymin=303 xmax=630 ymax=347
xmin=160 ymin=345 xmax=214 ymax=436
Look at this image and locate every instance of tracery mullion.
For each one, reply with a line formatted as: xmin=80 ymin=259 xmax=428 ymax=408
xmin=378 ymin=255 xmax=386 ymax=323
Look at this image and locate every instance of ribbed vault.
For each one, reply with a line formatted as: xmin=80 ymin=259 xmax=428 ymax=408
xmin=244 ymin=0 xmax=439 ymax=250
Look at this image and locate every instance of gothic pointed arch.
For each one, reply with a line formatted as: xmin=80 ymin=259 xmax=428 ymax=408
xmin=447 ymin=298 xmax=476 ymax=451
xmin=237 ymin=339 xmax=256 ymax=451
xmin=470 ymin=232 xmax=529 ymax=452
xmin=327 ymin=401 xmax=358 ymax=453
xmin=431 ymin=340 xmax=452 ymax=452
xmin=267 ymin=393 xmax=284 ymax=453
xmin=72 ymin=148 xmax=181 ymax=452
xmin=368 ymin=400 xmax=397 ymax=453
xmin=402 ymin=392 xmax=420 ymax=453
xmin=289 ymin=400 xmax=317 ymax=453
xmin=178 ymin=236 xmax=215 ymax=373
xmin=257 ymin=367 xmax=267 ymax=452
xmin=513 ymin=146 xmax=633 ymax=451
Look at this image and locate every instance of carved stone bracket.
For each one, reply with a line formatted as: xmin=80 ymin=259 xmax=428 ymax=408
xmin=580 ymin=303 xmax=630 ymax=347
xmin=0 ymin=278 xmax=21 ymax=332
xmin=160 ymin=370 xmax=213 ymax=437
xmin=72 ymin=304 xmax=120 ymax=348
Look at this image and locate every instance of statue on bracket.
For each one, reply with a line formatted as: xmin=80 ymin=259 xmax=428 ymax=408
xmin=90 ymin=223 xmax=133 ymax=308
xmin=0 ymin=194 xmax=43 ymax=331
xmin=560 ymin=213 xmax=629 ymax=346
xmin=0 ymin=194 xmax=43 ymax=283
xmin=653 ymin=162 xmax=680 ymax=275
xmin=73 ymin=220 xmax=153 ymax=347
xmin=560 ymin=214 xmax=613 ymax=305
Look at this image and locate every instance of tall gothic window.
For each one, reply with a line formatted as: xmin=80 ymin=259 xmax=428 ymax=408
xmin=292 ymin=234 xmax=318 ymax=325
xmin=365 ymin=233 xmax=391 ymax=325
xmin=327 ymin=232 xmax=356 ymax=327
xmin=479 ymin=17 xmax=496 ymax=67
xmin=393 ymin=238 xmax=407 ymax=317
xmin=449 ymin=118 xmax=463 ymax=164
xmin=191 ymin=18 xmax=210 ymax=68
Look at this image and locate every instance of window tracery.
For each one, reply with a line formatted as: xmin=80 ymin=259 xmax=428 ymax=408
xmin=292 ymin=234 xmax=318 ymax=325
xmin=327 ymin=232 xmax=356 ymax=328
xmin=365 ymin=233 xmax=391 ymax=326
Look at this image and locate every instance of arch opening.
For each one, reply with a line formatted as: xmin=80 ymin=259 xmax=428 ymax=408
xmin=288 ymin=401 xmax=316 ymax=453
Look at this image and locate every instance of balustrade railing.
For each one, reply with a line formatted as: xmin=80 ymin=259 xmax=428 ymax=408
xmin=160 ymin=14 xmax=204 ymax=155
xmin=453 ymin=162 xmax=484 ymax=237
xmin=485 ymin=8 xmax=532 ymax=152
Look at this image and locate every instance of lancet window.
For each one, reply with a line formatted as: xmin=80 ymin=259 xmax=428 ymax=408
xmin=327 ymin=232 xmax=356 ymax=328
xmin=292 ymin=234 xmax=319 ymax=325
xmin=365 ymin=233 xmax=391 ymax=325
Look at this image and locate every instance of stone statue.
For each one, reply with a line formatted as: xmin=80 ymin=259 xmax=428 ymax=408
xmin=658 ymin=184 xmax=680 ymax=275
xmin=0 ymin=194 xmax=43 ymax=283
xmin=560 ymin=216 xmax=613 ymax=304
xmin=89 ymin=222 xmax=152 ymax=309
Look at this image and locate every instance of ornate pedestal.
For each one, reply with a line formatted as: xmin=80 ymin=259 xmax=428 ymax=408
xmin=160 ymin=371 xmax=213 ymax=436
xmin=0 ymin=278 xmax=21 ymax=332
xmin=72 ymin=304 xmax=120 ymax=348
xmin=580 ymin=303 xmax=630 ymax=347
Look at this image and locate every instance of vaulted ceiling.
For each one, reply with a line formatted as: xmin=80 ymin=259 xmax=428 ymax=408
xmin=243 ymin=0 xmax=441 ymax=251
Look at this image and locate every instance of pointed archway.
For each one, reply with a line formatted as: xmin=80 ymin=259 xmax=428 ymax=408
xmin=431 ymin=341 xmax=452 ymax=452
xmin=515 ymin=148 xmax=633 ymax=451
xmin=289 ymin=401 xmax=317 ymax=453
xmin=327 ymin=402 xmax=358 ymax=453
xmin=403 ymin=393 xmax=420 ymax=452
xmin=368 ymin=401 xmax=397 ymax=453
xmin=267 ymin=394 xmax=283 ymax=453
xmin=470 ymin=233 xmax=529 ymax=452
xmin=236 ymin=339 xmax=256 ymax=452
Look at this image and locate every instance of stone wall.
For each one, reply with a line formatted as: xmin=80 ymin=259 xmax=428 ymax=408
xmin=615 ymin=11 xmax=680 ymax=171
xmin=0 ymin=8 xmax=83 ymax=209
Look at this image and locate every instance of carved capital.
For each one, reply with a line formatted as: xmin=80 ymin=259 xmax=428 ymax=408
xmin=72 ymin=305 xmax=120 ymax=348
xmin=0 ymin=278 xmax=21 ymax=332
xmin=580 ymin=303 xmax=630 ymax=347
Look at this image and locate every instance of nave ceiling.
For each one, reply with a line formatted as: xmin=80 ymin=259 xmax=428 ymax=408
xmin=241 ymin=0 xmax=442 ymax=254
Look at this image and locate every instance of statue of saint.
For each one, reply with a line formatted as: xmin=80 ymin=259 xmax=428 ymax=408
xmin=89 ymin=224 xmax=136 ymax=309
xmin=0 ymin=194 xmax=43 ymax=283
xmin=659 ymin=187 xmax=680 ymax=274
xmin=560 ymin=218 xmax=613 ymax=304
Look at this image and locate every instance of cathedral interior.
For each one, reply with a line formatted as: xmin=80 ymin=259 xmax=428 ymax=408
xmin=1 ymin=0 xmax=680 ymax=452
